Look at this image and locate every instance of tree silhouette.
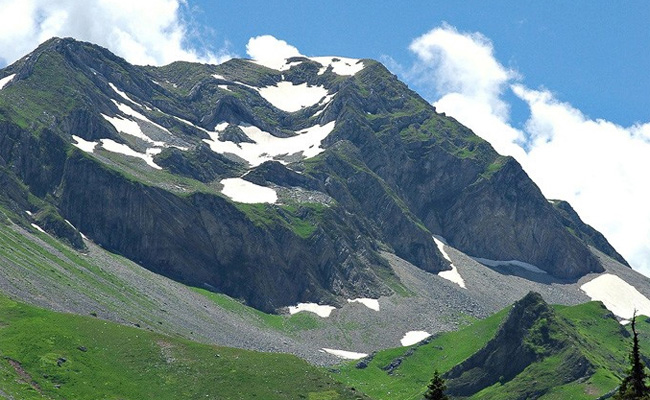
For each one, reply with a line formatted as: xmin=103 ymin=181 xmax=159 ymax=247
xmin=615 ymin=311 xmax=650 ymax=399
xmin=424 ymin=370 xmax=449 ymax=400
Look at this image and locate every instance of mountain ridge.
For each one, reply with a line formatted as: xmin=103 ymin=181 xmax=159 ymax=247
xmin=0 ymin=37 xmax=626 ymax=315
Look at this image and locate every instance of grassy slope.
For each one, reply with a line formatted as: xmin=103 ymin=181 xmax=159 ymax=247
xmin=335 ymin=308 xmax=509 ymax=400
xmin=0 ymin=295 xmax=367 ymax=400
xmin=334 ymin=301 xmax=650 ymax=400
xmin=190 ymin=287 xmax=323 ymax=333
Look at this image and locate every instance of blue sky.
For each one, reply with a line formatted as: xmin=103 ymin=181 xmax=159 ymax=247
xmin=192 ymin=1 xmax=650 ymax=127
xmin=1 ymin=0 xmax=649 ymax=275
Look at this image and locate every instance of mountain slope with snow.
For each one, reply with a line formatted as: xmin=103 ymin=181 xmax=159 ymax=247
xmin=0 ymin=37 xmax=644 ymax=343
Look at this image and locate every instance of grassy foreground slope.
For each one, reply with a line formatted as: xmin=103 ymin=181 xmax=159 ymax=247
xmin=0 ymin=295 xmax=367 ymax=400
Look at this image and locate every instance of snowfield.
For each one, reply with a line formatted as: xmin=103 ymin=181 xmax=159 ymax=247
xmin=73 ymin=134 xmax=169 ymax=170
xmin=248 ymin=55 xmax=365 ymax=76
xmin=0 ymin=74 xmax=16 ymax=90
xmin=100 ymin=139 xmax=162 ymax=169
xmin=581 ymin=273 xmax=650 ymax=320
xmin=347 ymin=298 xmax=380 ymax=311
xmin=109 ymin=82 xmax=135 ymax=103
xmin=400 ymin=331 xmax=431 ymax=346
xmin=257 ymin=81 xmax=329 ymax=112
xmin=203 ymin=122 xmax=336 ymax=167
xmin=72 ymin=135 xmax=98 ymax=153
xmin=433 ymin=236 xmax=466 ymax=288
xmin=321 ymin=348 xmax=368 ymax=360
xmin=288 ymin=303 xmax=336 ymax=318
xmin=219 ymin=178 xmax=277 ymax=204
xmin=311 ymin=57 xmax=365 ymax=76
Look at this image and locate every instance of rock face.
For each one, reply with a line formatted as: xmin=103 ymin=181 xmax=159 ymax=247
xmin=0 ymin=37 xmax=623 ymax=311
xmin=551 ymin=199 xmax=629 ymax=266
xmin=58 ymin=152 xmax=392 ymax=312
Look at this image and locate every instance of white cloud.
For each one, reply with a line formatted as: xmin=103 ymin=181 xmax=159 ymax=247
xmin=407 ymin=24 xmax=526 ymax=159
xmin=245 ymin=35 xmax=302 ymax=70
xmin=512 ymin=84 xmax=650 ymax=275
xmin=0 ymin=0 xmax=231 ymax=67
xmin=405 ymin=24 xmax=650 ymax=276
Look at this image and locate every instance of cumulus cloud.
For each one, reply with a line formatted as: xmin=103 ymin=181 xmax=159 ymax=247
xmin=0 ymin=0 xmax=231 ymax=67
xmin=408 ymin=24 xmax=527 ymax=159
xmin=245 ymin=35 xmax=302 ymax=70
xmin=512 ymin=84 xmax=650 ymax=275
xmin=404 ymin=24 xmax=650 ymax=276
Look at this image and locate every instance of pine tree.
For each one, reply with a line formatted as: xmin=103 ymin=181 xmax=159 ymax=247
xmin=424 ymin=370 xmax=449 ymax=400
xmin=615 ymin=312 xmax=650 ymax=399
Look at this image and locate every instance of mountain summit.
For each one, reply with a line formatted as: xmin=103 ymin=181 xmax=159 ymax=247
xmin=0 ymin=38 xmax=624 ymax=313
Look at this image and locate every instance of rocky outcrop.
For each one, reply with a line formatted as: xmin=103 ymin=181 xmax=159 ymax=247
xmin=441 ymin=158 xmax=603 ymax=278
xmin=0 ymin=123 xmax=68 ymax=198
xmin=445 ymin=292 xmax=593 ymax=398
xmin=320 ymin=63 xmax=604 ymax=278
xmin=551 ymin=199 xmax=629 ymax=266
xmin=155 ymin=144 xmax=243 ymax=182
xmin=58 ymin=151 xmax=393 ymax=312
xmin=305 ymin=141 xmax=448 ymax=274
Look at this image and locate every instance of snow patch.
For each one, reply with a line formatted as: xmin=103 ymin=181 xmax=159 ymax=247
xmin=0 ymin=74 xmax=16 ymax=90
xmin=219 ymin=178 xmax=277 ymax=204
xmin=100 ymin=139 xmax=161 ymax=169
xmin=347 ymin=298 xmax=380 ymax=311
xmin=218 ymin=85 xmax=231 ymax=92
xmin=258 ymin=82 xmax=329 ymax=112
xmin=581 ymin=273 xmax=650 ymax=320
xmin=433 ymin=236 xmax=466 ymax=289
xmin=109 ymin=82 xmax=135 ymax=103
xmin=311 ymin=57 xmax=365 ymax=76
xmin=102 ymin=114 xmax=151 ymax=143
xmin=322 ymin=348 xmax=368 ymax=360
xmin=72 ymin=135 xmax=98 ymax=153
xmin=212 ymin=74 xmax=226 ymax=80
xmin=215 ymin=122 xmax=229 ymax=131
xmin=111 ymin=100 xmax=170 ymax=137
xmin=400 ymin=331 xmax=431 ymax=346
xmin=25 ymin=210 xmax=32 ymax=216
xmin=288 ymin=303 xmax=335 ymax=318
xmin=203 ymin=121 xmax=335 ymax=167
xmin=31 ymin=223 xmax=46 ymax=234
xmin=473 ymin=257 xmax=547 ymax=274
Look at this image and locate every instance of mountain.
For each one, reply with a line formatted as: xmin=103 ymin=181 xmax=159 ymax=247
xmin=2 ymin=37 xmax=650 ymax=388
xmin=0 ymin=37 xmax=612 ymax=309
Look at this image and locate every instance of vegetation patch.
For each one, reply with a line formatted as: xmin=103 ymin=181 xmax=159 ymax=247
xmin=190 ymin=287 xmax=323 ymax=333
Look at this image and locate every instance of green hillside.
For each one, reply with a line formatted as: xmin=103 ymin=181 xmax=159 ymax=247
xmin=334 ymin=296 xmax=647 ymax=400
xmin=0 ymin=294 xmax=367 ymax=400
